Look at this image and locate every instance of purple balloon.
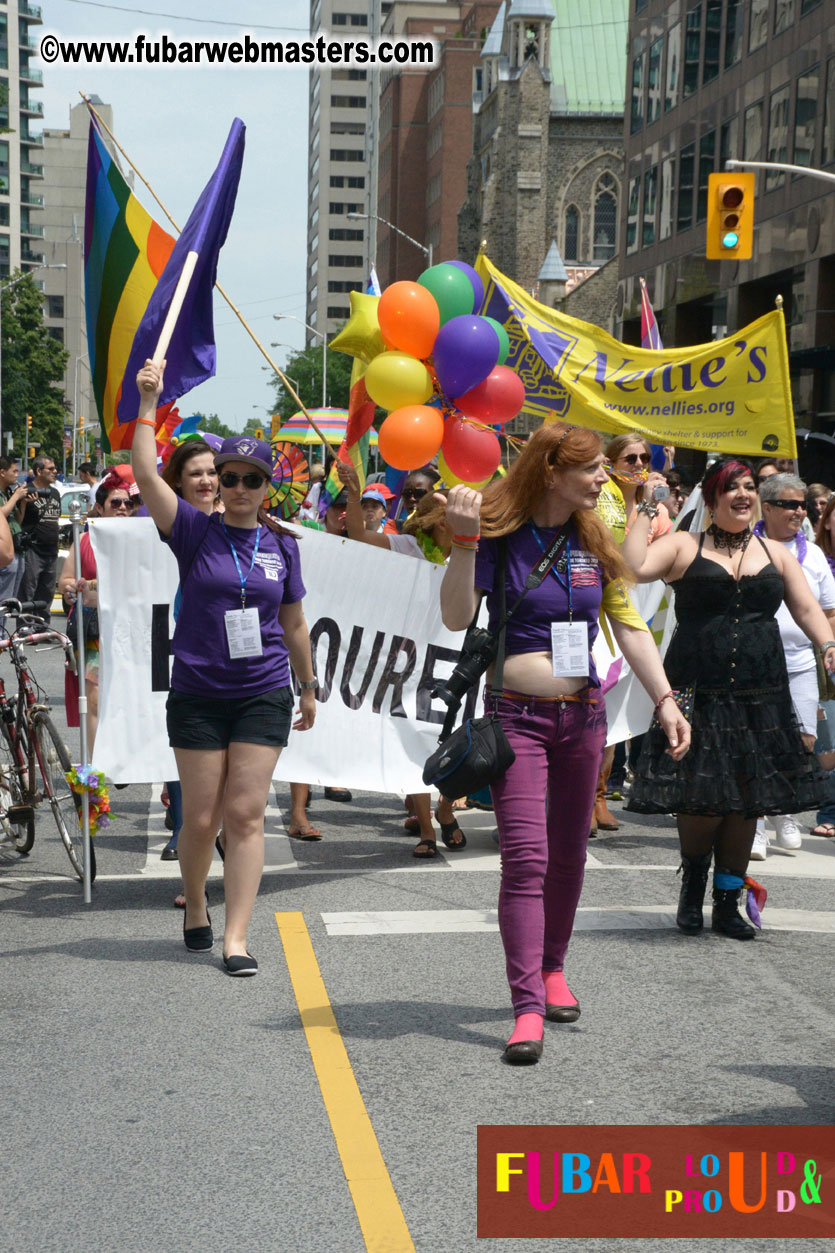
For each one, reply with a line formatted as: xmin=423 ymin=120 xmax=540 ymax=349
xmin=433 ymin=315 xmax=500 ymax=398
xmin=446 ymin=259 xmax=485 ymax=314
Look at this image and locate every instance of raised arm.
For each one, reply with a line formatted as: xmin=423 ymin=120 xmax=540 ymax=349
xmin=130 ymin=359 xmax=180 ymax=536
xmin=440 ymin=485 xmax=482 ymax=630
xmin=335 ymin=461 xmax=391 ymax=550
xmin=621 ymin=511 xmax=682 ymax=583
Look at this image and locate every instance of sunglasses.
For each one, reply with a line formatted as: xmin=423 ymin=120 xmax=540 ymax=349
xmin=402 ymin=488 xmax=427 ymax=500
xmin=108 ymin=498 xmax=134 ymax=511
xmin=621 ymin=453 xmax=652 ymax=466
xmin=219 ymin=471 xmax=268 ymax=490
xmin=767 ymin=499 xmax=806 ymax=511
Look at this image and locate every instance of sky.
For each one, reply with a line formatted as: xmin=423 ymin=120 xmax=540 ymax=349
xmin=38 ymin=0 xmax=316 ymax=432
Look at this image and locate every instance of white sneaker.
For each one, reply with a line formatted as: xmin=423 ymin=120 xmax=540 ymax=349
xmin=771 ymin=814 xmax=802 ymax=850
xmin=750 ymin=822 xmax=768 ymax=861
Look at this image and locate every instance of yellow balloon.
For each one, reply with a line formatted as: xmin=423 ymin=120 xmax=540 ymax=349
xmin=329 ymin=290 xmax=386 ymax=364
xmin=437 ymin=450 xmax=491 ymax=491
xmin=365 ymin=352 xmax=433 ymax=411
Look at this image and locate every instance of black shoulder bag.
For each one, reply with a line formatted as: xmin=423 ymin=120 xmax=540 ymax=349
xmin=422 ymin=526 xmax=570 ymax=799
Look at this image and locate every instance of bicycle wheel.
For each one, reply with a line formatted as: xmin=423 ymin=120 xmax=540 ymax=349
xmin=31 ymin=712 xmax=96 ymax=883
xmin=0 ymin=721 xmax=34 ymax=853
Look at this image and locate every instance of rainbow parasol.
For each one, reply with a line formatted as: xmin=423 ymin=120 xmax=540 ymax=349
xmin=277 ymin=407 xmax=379 ymax=446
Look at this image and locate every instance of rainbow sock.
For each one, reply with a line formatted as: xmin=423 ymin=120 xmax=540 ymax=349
xmin=507 ymin=1012 xmax=544 ymax=1046
xmin=542 ymin=970 xmax=577 ymax=1007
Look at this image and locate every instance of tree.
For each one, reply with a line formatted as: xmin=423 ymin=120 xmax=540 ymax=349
xmin=1 ymin=271 xmax=69 ymax=460
xmin=192 ymin=412 xmax=236 ymax=438
xmin=267 ymin=342 xmax=354 ymax=423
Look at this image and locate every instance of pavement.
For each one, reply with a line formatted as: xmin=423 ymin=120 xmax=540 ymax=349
xmin=2 ymin=638 xmax=835 ymax=1252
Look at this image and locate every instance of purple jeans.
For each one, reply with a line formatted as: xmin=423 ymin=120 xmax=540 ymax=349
xmin=488 ymin=693 xmax=607 ymax=1016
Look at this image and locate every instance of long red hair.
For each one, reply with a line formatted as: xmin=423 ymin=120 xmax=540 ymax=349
xmin=478 ymin=424 xmax=631 ymax=582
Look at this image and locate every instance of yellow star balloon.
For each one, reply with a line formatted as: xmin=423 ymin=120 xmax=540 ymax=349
xmin=330 ymin=290 xmax=386 ymax=364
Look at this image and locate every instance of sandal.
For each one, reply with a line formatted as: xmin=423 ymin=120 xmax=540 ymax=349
xmin=413 ymin=837 xmax=438 ymax=859
xmin=811 ymin=823 xmax=835 ymax=837
xmin=288 ymin=823 xmax=322 ymax=841
xmin=436 ymin=810 xmax=467 ymax=850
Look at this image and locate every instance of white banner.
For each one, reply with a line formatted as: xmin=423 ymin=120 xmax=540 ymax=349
xmin=91 ymin=520 xmax=482 ymax=791
xmin=91 ymin=520 xmax=670 ymax=788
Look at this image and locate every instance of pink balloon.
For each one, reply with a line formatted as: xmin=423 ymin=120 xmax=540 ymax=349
xmin=455 ymin=365 xmax=525 ymax=425
xmin=441 ymin=418 xmax=501 ymax=483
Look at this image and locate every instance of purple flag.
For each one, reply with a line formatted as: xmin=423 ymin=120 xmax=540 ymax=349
xmin=117 ymin=118 xmax=245 ymax=423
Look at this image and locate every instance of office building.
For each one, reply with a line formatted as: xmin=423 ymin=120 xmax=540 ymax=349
xmin=0 ymin=0 xmax=46 ymax=278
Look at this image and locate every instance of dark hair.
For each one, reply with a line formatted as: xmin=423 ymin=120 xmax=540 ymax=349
xmin=78 ymin=461 xmax=96 ymax=476
xmin=701 ymin=457 xmax=756 ymax=509
xmin=0 ymin=456 xmax=18 ymax=472
xmin=816 ymin=494 xmax=835 ymax=558
xmin=32 ymin=455 xmax=54 ymax=475
xmin=161 ymin=439 xmax=216 ymax=496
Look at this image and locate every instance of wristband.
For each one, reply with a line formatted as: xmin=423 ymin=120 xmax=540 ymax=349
xmin=654 ymin=689 xmax=675 ymax=714
xmin=636 ymin=500 xmax=659 ymax=520
xmin=136 ymin=417 xmax=156 ymax=428
xmin=452 ymin=539 xmax=478 ymax=550
xmin=298 ymin=678 xmax=318 ymax=691
xmin=452 ymin=533 xmax=480 ymax=543
xmin=822 ymin=641 xmax=835 ymax=652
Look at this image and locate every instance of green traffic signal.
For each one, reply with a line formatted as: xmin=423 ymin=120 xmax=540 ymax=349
xmin=722 ymin=230 xmax=740 ymax=249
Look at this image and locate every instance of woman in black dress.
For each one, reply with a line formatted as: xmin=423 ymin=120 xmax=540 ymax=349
xmin=622 ymin=457 xmax=835 ymax=939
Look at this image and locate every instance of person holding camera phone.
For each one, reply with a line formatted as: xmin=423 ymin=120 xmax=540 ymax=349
xmin=19 ymin=455 xmax=61 ymax=606
xmin=440 ymin=423 xmax=690 ymax=1065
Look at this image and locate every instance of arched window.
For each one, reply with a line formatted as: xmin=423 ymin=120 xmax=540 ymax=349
xmin=564 ymin=204 xmax=579 ymax=261
xmin=593 ymin=175 xmax=618 ymax=261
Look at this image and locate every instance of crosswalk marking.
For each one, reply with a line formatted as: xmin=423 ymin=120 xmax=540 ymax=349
xmin=322 ymin=906 xmax=835 ymax=936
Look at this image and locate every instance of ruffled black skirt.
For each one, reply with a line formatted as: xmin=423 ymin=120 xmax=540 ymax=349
xmin=627 ymin=686 xmax=827 ymax=819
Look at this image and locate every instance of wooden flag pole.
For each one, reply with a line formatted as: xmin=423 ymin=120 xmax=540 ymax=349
xmin=81 ymin=94 xmax=331 ymax=448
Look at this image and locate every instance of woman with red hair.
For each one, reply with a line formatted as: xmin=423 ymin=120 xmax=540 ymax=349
xmin=623 ymin=456 xmax=834 ymax=939
xmin=441 ymin=423 xmax=690 ymax=1064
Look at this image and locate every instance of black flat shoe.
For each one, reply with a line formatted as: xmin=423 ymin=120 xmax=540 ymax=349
xmin=503 ymin=1039 xmax=543 ymax=1065
xmin=223 ymin=953 xmax=258 ymax=976
xmin=160 ymin=837 xmax=178 ymax=861
xmin=545 ymin=1001 xmax=580 ymax=1024
xmin=183 ymin=907 xmax=213 ymax=952
xmin=324 ymin=787 xmax=352 ymax=802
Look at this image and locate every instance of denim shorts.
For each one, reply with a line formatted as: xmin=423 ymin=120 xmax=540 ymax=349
xmin=166 ymin=685 xmax=294 ymax=750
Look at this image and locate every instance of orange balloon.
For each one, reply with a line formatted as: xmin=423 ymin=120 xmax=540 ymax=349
xmin=378 ymin=282 xmax=440 ymax=359
xmin=378 ymin=405 xmax=445 ymax=471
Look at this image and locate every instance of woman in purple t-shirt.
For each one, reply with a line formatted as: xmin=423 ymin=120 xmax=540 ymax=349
xmin=441 ymin=423 xmax=690 ymax=1064
xmin=132 ymin=361 xmax=317 ymax=977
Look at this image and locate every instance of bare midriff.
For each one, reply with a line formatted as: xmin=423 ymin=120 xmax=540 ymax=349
xmin=487 ymin=650 xmax=588 ymax=698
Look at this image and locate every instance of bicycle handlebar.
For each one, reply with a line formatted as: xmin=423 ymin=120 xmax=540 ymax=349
xmin=1 ymin=599 xmax=50 ymax=617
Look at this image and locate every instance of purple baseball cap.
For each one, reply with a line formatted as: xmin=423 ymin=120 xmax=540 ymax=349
xmin=214 ymin=435 xmax=273 ymax=477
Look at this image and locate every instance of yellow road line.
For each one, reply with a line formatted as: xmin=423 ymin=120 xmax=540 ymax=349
xmin=275 ymin=911 xmax=415 ymax=1253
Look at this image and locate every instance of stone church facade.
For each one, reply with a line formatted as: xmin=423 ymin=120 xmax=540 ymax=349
xmin=459 ymin=0 xmax=628 ymax=417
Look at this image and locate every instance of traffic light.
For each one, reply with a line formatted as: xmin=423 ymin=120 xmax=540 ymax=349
xmin=28 ymin=447 xmax=34 ymax=460
xmin=706 ymin=172 xmax=755 ymax=260
xmin=26 ymin=414 xmax=32 ymax=432
xmin=271 ymin=413 xmax=281 ymax=440
xmin=254 ymin=427 xmax=264 ymax=441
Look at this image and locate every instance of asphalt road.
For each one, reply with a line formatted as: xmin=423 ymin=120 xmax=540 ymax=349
xmin=2 ymin=629 xmax=834 ymax=1253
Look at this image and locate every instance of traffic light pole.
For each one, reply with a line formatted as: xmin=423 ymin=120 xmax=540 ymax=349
xmin=726 ymin=158 xmax=835 ymax=187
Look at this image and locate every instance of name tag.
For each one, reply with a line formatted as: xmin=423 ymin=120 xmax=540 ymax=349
xmin=550 ymin=621 xmax=588 ymax=678
xmin=224 ymin=607 xmax=263 ymax=659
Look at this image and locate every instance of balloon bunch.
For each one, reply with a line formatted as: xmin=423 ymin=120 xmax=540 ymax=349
xmin=365 ymin=261 xmax=524 ymax=486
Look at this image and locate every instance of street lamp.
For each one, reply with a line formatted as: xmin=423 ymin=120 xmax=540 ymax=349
xmin=272 ymin=314 xmax=327 ymax=409
xmin=347 ymin=210 xmax=433 ymax=269
xmin=0 ymin=262 xmax=68 ymax=448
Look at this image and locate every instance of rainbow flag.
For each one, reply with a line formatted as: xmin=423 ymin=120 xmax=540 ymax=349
xmin=84 ymin=118 xmax=175 ymax=452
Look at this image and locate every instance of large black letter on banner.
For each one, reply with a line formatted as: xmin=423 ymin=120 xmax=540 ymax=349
xmin=151 ymin=604 xmax=172 ymax=692
xmin=340 ymin=626 xmax=385 ymax=710
xmin=309 ymin=617 xmax=341 ymax=701
xmin=372 ymin=636 xmax=417 ymax=718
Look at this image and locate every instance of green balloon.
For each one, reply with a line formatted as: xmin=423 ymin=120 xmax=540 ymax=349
xmin=483 ymin=316 xmax=510 ymax=365
xmin=417 ymin=263 xmax=476 ymax=326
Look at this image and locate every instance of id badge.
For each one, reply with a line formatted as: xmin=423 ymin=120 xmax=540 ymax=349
xmin=550 ymin=621 xmax=588 ymax=678
xmin=224 ymin=607 xmax=263 ymax=659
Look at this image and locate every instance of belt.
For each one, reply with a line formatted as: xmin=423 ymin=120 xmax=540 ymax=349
xmin=489 ymin=687 xmax=598 ymax=705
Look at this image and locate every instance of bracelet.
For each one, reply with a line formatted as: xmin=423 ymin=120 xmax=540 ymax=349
xmin=654 ymin=689 xmax=675 ymax=714
xmin=298 ymin=678 xmax=318 ymax=691
xmin=452 ymin=533 xmax=480 ymax=543
xmin=136 ymin=417 xmax=156 ymax=428
xmin=636 ymin=500 xmax=659 ymax=520
xmin=452 ymin=539 xmax=478 ymax=551
xmin=822 ymin=641 xmax=835 ymax=652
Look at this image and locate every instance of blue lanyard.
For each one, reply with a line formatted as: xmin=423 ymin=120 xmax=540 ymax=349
xmin=221 ymin=517 xmax=261 ymax=609
xmin=529 ymin=521 xmax=573 ymax=622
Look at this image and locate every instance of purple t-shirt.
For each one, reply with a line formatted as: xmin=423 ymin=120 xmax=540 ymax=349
xmin=164 ymin=499 xmax=306 ymax=696
xmin=474 ymin=524 xmax=605 ymax=685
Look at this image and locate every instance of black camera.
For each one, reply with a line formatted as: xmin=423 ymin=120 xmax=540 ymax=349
xmin=433 ymin=626 xmax=497 ymax=708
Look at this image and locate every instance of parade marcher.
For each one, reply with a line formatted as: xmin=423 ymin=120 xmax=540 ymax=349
xmin=57 ymin=471 xmax=140 ymax=754
xmin=623 ymin=457 xmax=834 ymax=939
xmin=813 ymin=492 xmax=835 ymax=838
xmin=132 ymin=360 xmax=317 ymax=977
xmin=748 ymin=474 xmax=835 ymax=858
xmin=440 ymin=423 xmax=690 ymax=1064
xmin=19 ymin=455 xmax=61 ymax=605
xmin=336 ymin=460 xmax=467 ymax=855
xmin=396 ymin=468 xmax=434 ymax=530
xmin=0 ymin=457 xmax=29 ymax=601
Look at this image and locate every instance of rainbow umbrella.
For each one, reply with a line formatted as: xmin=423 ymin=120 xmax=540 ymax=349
xmin=277 ymin=407 xmax=379 ymax=446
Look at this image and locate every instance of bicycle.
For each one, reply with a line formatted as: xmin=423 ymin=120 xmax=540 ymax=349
xmin=0 ymin=599 xmax=91 ymax=882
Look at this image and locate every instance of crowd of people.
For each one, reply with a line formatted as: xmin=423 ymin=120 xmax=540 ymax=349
xmin=3 ymin=368 xmax=833 ymax=1062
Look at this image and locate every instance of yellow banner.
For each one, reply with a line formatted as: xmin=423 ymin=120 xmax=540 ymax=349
xmin=476 ymin=252 xmax=796 ymax=458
